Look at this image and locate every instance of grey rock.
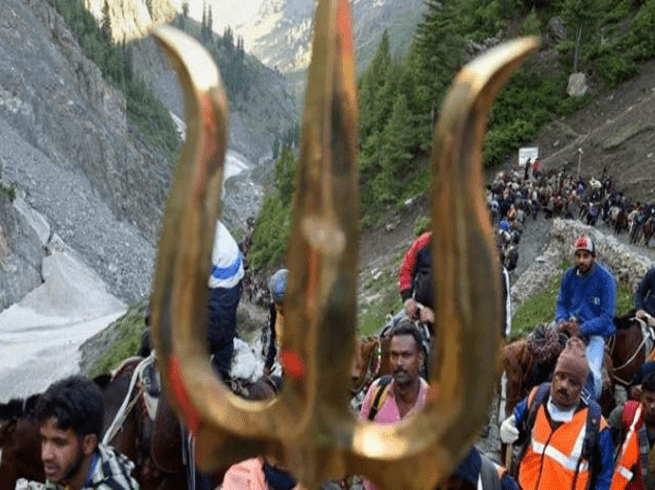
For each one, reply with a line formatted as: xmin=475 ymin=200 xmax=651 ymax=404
xmin=567 ymin=73 xmax=589 ymax=98
xmin=0 ymin=193 xmax=44 ymax=309
xmin=547 ymin=17 xmax=567 ymax=44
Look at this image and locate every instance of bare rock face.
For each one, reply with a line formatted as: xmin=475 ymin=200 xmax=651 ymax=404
xmin=0 ymin=0 xmax=174 ymax=302
xmin=546 ymin=17 xmax=567 ymax=44
xmin=82 ymin=0 xmax=178 ymax=43
xmin=511 ymin=219 xmax=653 ymax=312
xmin=0 ymin=195 xmax=45 ymax=309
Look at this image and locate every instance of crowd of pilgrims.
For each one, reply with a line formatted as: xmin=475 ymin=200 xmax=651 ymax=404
xmin=488 ymin=159 xmax=655 ymax=274
xmin=13 ymin=162 xmax=655 ymax=490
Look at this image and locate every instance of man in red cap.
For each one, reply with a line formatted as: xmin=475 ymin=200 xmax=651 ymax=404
xmin=555 ymin=234 xmax=616 ymax=402
xmin=500 ymin=338 xmax=614 ymax=490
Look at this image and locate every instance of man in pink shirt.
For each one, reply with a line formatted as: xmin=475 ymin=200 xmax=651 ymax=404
xmin=359 ymin=319 xmax=429 ymax=423
xmin=358 ymin=320 xmax=428 ymax=489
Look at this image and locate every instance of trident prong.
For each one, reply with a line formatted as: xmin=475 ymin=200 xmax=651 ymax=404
xmin=150 ymin=0 xmax=540 ymax=487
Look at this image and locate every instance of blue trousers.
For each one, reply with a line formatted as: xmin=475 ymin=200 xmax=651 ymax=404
xmin=207 ymin=281 xmax=241 ymax=377
xmin=583 ymin=335 xmax=605 ymax=402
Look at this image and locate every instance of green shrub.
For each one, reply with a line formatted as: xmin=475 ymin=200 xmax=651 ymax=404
xmin=595 ymin=53 xmax=639 ymax=86
xmin=413 ymin=215 xmax=430 ymax=236
xmin=88 ymin=299 xmax=149 ymax=377
xmin=249 ymin=192 xmax=291 ymax=269
xmin=521 ymin=8 xmax=542 ymax=36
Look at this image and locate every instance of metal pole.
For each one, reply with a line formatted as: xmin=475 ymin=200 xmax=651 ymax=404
xmin=577 ymin=148 xmax=583 ymax=178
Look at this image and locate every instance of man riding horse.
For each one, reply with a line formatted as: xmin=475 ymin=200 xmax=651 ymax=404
xmin=555 ymin=235 xmax=616 ymax=402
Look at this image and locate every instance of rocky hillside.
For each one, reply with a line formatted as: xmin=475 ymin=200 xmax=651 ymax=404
xmin=0 ymin=0 xmax=301 ymax=308
xmin=501 ymin=58 xmax=655 ymax=205
xmin=0 ymin=0 xmax=172 ymax=306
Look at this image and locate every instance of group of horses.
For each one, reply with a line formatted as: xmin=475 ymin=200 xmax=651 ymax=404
xmin=0 ymin=331 xmax=287 ymax=490
xmin=1 ymin=312 xmax=651 ymax=489
xmin=0 ymin=353 xmax=218 ymax=490
xmin=350 ymin=311 xmax=654 ymax=425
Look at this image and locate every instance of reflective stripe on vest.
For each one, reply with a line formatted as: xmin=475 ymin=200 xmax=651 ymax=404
xmin=611 ymin=405 xmax=644 ymax=490
xmin=519 ymin=405 xmax=590 ymax=490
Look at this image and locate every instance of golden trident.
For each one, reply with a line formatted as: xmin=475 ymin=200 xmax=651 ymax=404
xmin=149 ymin=0 xmax=539 ymax=487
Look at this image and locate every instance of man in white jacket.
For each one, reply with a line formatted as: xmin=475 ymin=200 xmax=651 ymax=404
xmin=207 ymin=220 xmax=244 ymax=380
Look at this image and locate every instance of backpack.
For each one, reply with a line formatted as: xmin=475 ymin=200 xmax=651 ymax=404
xmin=514 ymin=383 xmax=602 ymax=478
xmin=367 ymin=375 xmax=393 ymax=421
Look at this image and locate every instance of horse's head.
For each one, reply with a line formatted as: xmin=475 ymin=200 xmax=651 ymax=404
xmin=350 ymin=336 xmax=379 ymax=394
xmin=0 ymin=394 xmax=39 ymax=425
xmin=613 ymin=311 xmax=639 ymax=331
xmin=0 ymin=419 xmax=17 ymax=447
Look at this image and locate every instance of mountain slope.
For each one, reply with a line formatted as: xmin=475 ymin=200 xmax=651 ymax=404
xmin=0 ymin=0 xmax=170 ymax=303
xmin=499 ymin=59 xmax=655 ymax=205
xmin=234 ymin=0 xmax=426 ymax=93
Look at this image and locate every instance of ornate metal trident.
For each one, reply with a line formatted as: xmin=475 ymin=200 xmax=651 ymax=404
xmin=149 ymin=0 xmax=539 ymax=487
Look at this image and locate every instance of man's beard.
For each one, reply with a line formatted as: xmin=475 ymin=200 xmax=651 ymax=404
xmin=393 ymin=369 xmax=411 ymax=386
xmin=57 ymin=447 xmax=86 ymax=485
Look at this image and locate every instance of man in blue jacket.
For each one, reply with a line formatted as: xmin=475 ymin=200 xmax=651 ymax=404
xmin=555 ymin=234 xmax=616 ymax=402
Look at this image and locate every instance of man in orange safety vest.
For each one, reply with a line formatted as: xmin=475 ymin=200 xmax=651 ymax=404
xmin=608 ymin=371 xmax=655 ymax=490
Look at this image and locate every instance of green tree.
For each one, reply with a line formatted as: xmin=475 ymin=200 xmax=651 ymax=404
xmin=562 ymin=0 xmax=600 ymax=72
xmin=274 ymin=146 xmax=296 ymax=207
xmin=379 ymin=93 xmax=414 ymax=199
xmin=207 ymin=6 xmax=213 ymax=41
xmin=181 ymin=1 xmax=189 ymax=30
xmin=369 ymin=30 xmax=391 ymax=92
xmin=272 ymin=137 xmax=281 ymax=160
xmin=414 ymin=0 xmax=463 ymax=102
xmin=101 ymin=0 xmax=111 ymax=42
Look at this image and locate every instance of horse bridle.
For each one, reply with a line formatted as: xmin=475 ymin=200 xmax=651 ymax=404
xmin=609 ymin=316 xmax=653 ymax=386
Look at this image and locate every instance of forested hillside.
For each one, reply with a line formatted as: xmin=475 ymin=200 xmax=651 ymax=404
xmin=249 ymin=0 xmax=655 ymax=269
xmin=53 ymin=0 xmax=179 ymax=157
xmin=173 ymin=12 xmax=299 ymax=152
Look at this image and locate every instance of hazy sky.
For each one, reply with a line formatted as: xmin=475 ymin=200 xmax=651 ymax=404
xmin=183 ymin=0 xmax=265 ymax=33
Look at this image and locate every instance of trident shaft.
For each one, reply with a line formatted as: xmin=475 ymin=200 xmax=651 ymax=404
xmin=149 ymin=0 xmax=539 ymax=487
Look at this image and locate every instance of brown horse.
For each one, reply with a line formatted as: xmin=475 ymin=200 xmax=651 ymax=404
xmin=607 ymin=313 xmax=650 ymax=388
xmin=351 ymin=335 xmax=381 ymax=396
xmin=0 ymin=395 xmax=43 ymax=490
xmin=499 ymin=318 xmax=637 ymax=420
xmin=0 ymin=359 xmax=194 ymax=489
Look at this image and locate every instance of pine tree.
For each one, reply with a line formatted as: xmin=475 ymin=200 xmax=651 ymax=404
xmin=274 ymin=146 xmax=296 ymax=207
xmin=357 ymin=74 xmax=376 ymax=141
xmin=207 ymin=6 xmax=213 ymax=41
xmin=181 ymin=1 xmax=189 ymax=30
xmin=379 ymin=93 xmax=414 ymax=197
xmin=201 ymin=4 xmax=207 ymax=41
xmin=369 ymin=30 xmax=391 ymax=92
xmin=414 ymin=0 xmax=463 ymax=101
xmin=122 ymin=42 xmax=133 ymax=84
xmin=562 ymin=0 xmax=600 ymax=72
xmin=101 ymin=0 xmax=111 ymax=42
